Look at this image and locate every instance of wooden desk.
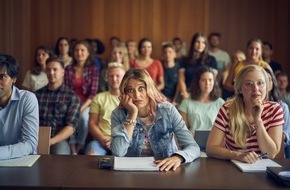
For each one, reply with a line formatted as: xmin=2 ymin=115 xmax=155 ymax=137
xmin=0 ymin=155 xmax=81 ymax=190
xmin=0 ymin=155 xmax=289 ymax=190
xmin=62 ymin=156 xmax=289 ymax=190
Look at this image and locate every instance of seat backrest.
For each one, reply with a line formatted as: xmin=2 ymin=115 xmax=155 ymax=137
xmin=37 ymin=127 xmax=51 ymax=155
xmin=275 ymin=133 xmax=285 ymax=159
xmin=194 ymin=130 xmax=211 ymax=152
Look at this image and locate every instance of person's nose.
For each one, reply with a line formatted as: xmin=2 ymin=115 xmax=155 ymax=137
xmin=133 ymin=90 xmax=140 ymax=98
xmin=252 ymin=83 xmax=259 ymax=91
xmin=48 ymin=70 xmax=54 ymax=76
xmin=113 ymin=76 xmax=118 ymax=82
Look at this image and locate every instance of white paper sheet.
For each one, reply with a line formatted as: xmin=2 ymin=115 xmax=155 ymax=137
xmin=114 ymin=157 xmax=159 ymax=171
xmin=0 ymin=155 xmax=40 ymax=167
xmin=231 ymin=159 xmax=281 ymax=172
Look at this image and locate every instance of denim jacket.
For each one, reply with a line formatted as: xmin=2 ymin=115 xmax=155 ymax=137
xmin=111 ymin=102 xmax=200 ymax=163
xmin=280 ymin=101 xmax=290 ymax=146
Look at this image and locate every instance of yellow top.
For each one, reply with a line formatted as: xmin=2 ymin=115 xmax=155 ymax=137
xmin=234 ymin=60 xmax=269 ymax=76
xmin=89 ymin=91 xmax=119 ymax=136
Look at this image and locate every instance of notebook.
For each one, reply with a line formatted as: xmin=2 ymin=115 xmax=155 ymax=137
xmin=231 ymin=159 xmax=281 ymax=172
xmin=194 ymin=130 xmax=210 ymax=151
xmin=266 ymin=167 xmax=290 ymax=187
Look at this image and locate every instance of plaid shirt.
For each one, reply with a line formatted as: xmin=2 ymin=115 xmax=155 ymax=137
xmin=64 ymin=64 xmax=99 ymax=101
xmin=35 ymin=85 xmax=81 ymax=137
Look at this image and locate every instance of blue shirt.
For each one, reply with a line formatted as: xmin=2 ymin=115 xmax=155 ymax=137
xmin=0 ymin=86 xmax=39 ymax=160
xmin=111 ymin=102 xmax=200 ymax=163
xmin=280 ymin=101 xmax=290 ymax=146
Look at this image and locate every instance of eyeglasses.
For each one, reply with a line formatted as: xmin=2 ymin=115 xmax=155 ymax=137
xmin=243 ymin=80 xmax=265 ymax=89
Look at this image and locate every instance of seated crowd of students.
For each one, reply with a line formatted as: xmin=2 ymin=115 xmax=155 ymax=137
xmin=0 ymin=32 xmax=289 ymax=171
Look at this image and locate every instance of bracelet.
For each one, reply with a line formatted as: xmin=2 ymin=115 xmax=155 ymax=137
xmin=124 ymin=119 xmax=136 ymax=126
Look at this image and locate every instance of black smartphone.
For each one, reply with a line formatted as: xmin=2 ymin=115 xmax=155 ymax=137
xmin=98 ymin=157 xmax=112 ymax=170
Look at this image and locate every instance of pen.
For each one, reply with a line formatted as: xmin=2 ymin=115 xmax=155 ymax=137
xmin=258 ymin=153 xmax=267 ymax=158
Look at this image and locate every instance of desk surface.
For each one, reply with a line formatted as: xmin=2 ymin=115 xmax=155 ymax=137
xmin=0 ymin=155 xmax=289 ymax=190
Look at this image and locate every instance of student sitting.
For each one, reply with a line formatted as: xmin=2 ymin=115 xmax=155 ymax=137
xmin=35 ymin=58 xmax=81 ymax=155
xmin=111 ymin=69 xmax=200 ymax=171
xmin=179 ymin=66 xmax=224 ymax=150
xmin=161 ymin=43 xmax=180 ymax=104
xmin=85 ymin=62 xmax=126 ymax=155
xmin=0 ymin=53 xmax=39 ymax=160
xmin=207 ymin=65 xmax=284 ymax=163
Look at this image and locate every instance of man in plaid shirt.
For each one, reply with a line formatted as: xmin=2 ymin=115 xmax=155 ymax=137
xmin=35 ymin=57 xmax=81 ymax=155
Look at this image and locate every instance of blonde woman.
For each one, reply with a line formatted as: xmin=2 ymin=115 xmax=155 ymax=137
xmin=222 ymin=50 xmax=246 ymax=85
xmin=206 ymin=65 xmax=284 ymax=163
xmin=111 ymin=69 xmax=200 ymax=171
xmin=224 ymin=39 xmax=272 ymax=92
xmin=221 ymin=50 xmax=246 ymax=100
xmin=126 ymin=39 xmax=139 ymax=62
xmin=99 ymin=42 xmax=129 ymax=92
xmin=111 ymin=42 xmax=130 ymax=71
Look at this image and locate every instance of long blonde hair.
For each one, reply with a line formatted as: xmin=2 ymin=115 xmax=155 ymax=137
xmin=228 ymin=65 xmax=269 ymax=147
xmin=119 ymin=69 xmax=167 ymax=119
xmin=126 ymin=39 xmax=139 ymax=60
xmin=110 ymin=42 xmax=130 ymax=71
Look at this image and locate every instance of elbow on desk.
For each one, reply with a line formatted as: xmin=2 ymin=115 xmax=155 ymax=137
xmin=205 ymin=146 xmax=215 ymax=158
xmin=110 ymin=146 xmax=127 ymax=157
xmin=112 ymin=152 xmax=126 ymax=157
xmin=268 ymin=150 xmax=280 ymax=159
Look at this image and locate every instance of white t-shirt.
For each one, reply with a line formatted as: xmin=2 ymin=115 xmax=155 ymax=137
xmin=22 ymin=70 xmax=48 ymax=92
xmin=209 ymin=49 xmax=231 ymax=71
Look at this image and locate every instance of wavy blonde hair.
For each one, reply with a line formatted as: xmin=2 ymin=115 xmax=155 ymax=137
xmin=119 ymin=69 xmax=167 ymax=119
xmin=229 ymin=65 xmax=269 ymax=147
xmin=110 ymin=42 xmax=130 ymax=71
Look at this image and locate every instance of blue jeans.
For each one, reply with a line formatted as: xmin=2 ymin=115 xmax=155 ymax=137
xmin=50 ymin=140 xmax=71 ymax=155
xmin=85 ymin=140 xmax=111 ymax=155
xmin=70 ymin=107 xmax=90 ymax=145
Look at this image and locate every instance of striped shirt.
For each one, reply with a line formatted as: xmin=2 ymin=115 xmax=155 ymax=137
xmin=214 ymin=101 xmax=284 ymax=153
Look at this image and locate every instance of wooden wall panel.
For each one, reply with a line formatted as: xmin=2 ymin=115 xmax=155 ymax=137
xmin=0 ymin=0 xmax=289 ymax=87
xmin=207 ymin=0 xmax=290 ymax=73
xmin=0 ymin=0 xmax=31 ymax=86
xmin=0 ymin=0 xmax=12 ymax=53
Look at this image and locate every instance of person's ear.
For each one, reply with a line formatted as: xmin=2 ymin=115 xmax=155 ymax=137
xmin=12 ymin=77 xmax=17 ymax=84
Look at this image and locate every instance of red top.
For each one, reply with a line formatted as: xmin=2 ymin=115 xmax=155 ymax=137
xmin=130 ymin=59 xmax=164 ymax=83
xmin=74 ymin=77 xmax=86 ymax=102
